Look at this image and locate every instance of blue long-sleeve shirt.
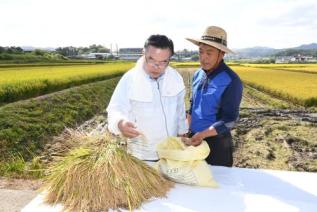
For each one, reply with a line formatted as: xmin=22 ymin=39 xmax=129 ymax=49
xmin=189 ymin=60 xmax=243 ymax=135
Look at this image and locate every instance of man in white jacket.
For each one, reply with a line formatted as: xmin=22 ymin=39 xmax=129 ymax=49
xmin=107 ymin=34 xmax=188 ymax=161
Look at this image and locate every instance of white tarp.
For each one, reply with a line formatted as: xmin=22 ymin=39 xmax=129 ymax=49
xmin=22 ymin=166 xmax=317 ymax=212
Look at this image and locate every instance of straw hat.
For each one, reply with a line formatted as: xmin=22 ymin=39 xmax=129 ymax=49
xmin=186 ymin=26 xmax=234 ymax=54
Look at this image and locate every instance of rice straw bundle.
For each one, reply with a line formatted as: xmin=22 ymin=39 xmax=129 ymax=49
xmin=43 ymin=131 xmax=173 ymax=211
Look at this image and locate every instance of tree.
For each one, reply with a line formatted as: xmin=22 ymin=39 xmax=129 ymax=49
xmin=33 ymin=49 xmax=46 ymax=56
xmin=55 ymin=47 xmax=79 ymax=56
xmin=191 ymin=54 xmax=199 ymax=61
xmin=0 ymin=46 xmax=5 ymax=53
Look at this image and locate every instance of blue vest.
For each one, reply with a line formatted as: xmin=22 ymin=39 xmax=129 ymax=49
xmin=190 ymin=64 xmax=233 ymax=133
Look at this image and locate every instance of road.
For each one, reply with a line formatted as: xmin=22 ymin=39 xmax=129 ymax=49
xmin=0 ymin=189 xmax=37 ymax=212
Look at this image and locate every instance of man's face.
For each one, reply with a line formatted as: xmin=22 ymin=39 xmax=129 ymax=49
xmin=143 ymin=45 xmax=171 ymax=79
xmin=199 ymin=43 xmax=224 ymax=71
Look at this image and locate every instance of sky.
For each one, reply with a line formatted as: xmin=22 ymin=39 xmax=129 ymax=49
xmin=1 ymin=0 xmax=316 ymax=51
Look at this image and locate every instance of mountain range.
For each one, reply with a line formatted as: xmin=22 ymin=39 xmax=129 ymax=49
xmin=233 ymin=43 xmax=317 ymax=58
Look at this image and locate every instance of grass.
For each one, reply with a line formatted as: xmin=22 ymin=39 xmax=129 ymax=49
xmin=0 ymin=154 xmax=44 ymax=178
xmin=0 ymin=77 xmax=121 ymax=163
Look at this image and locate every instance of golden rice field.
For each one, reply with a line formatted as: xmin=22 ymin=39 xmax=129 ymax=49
xmin=233 ymin=65 xmax=317 ymax=106
xmin=0 ymin=62 xmax=134 ymax=104
xmin=171 ymin=62 xmax=200 ymax=68
xmin=241 ymin=63 xmax=317 ymax=74
xmin=1 ymin=62 xmax=317 ymax=107
xmin=175 ymin=62 xmax=317 ymax=107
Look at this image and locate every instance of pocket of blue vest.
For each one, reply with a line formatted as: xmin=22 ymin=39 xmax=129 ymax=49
xmin=201 ymin=92 xmax=218 ymax=116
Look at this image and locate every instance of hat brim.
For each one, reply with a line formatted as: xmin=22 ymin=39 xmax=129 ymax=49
xmin=186 ymin=38 xmax=235 ymax=54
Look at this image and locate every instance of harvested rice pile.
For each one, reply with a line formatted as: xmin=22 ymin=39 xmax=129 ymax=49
xmin=43 ymin=131 xmax=174 ymax=211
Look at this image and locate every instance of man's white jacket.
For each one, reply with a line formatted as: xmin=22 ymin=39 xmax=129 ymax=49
xmin=107 ymin=57 xmax=188 ymax=160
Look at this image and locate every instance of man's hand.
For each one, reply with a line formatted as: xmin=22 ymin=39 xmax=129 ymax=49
xmin=190 ymin=132 xmax=205 ymax=146
xmin=191 ymin=126 xmax=218 ymax=146
xmin=180 ymin=136 xmax=192 ymax=146
xmin=118 ymin=120 xmax=140 ymax=138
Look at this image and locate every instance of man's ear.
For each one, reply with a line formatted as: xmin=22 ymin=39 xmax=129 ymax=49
xmin=220 ymin=51 xmax=225 ymax=60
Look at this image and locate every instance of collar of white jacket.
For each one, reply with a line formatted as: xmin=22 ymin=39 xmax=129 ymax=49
xmin=128 ymin=56 xmax=185 ymax=102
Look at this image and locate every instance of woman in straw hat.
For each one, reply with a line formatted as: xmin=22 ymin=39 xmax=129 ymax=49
xmin=107 ymin=34 xmax=188 ymax=161
xmin=186 ymin=26 xmax=243 ymax=167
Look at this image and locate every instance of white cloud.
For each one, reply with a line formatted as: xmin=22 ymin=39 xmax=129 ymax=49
xmin=0 ymin=0 xmax=316 ymax=50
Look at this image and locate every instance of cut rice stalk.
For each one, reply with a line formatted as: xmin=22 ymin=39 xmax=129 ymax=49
xmin=43 ymin=132 xmax=173 ymax=211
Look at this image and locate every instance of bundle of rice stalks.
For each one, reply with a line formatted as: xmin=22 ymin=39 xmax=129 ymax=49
xmin=43 ymin=132 xmax=174 ymax=211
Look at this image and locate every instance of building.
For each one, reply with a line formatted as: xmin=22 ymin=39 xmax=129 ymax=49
xmin=118 ymin=48 xmax=143 ymax=60
xmin=80 ymin=52 xmax=113 ymax=59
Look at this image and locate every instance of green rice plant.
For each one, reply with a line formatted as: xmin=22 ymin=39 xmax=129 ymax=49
xmin=0 ymin=77 xmax=120 ymax=162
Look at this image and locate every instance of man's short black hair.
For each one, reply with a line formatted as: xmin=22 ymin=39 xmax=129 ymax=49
xmin=144 ymin=34 xmax=174 ymax=56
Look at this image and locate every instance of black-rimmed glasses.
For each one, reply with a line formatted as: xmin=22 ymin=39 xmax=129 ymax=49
xmin=145 ymin=56 xmax=170 ymax=69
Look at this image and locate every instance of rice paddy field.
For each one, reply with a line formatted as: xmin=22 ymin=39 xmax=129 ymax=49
xmin=243 ymin=63 xmax=317 ymax=74
xmin=2 ymin=62 xmax=316 ymax=107
xmin=233 ymin=65 xmax=317 ymax=106
xmin=175 ymin=63 xmax=317 ymax=107
xmin=0 ymin=62 xmax=134 ymax=104
xmin=0 ymin=60 xmax=316 ymax=207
